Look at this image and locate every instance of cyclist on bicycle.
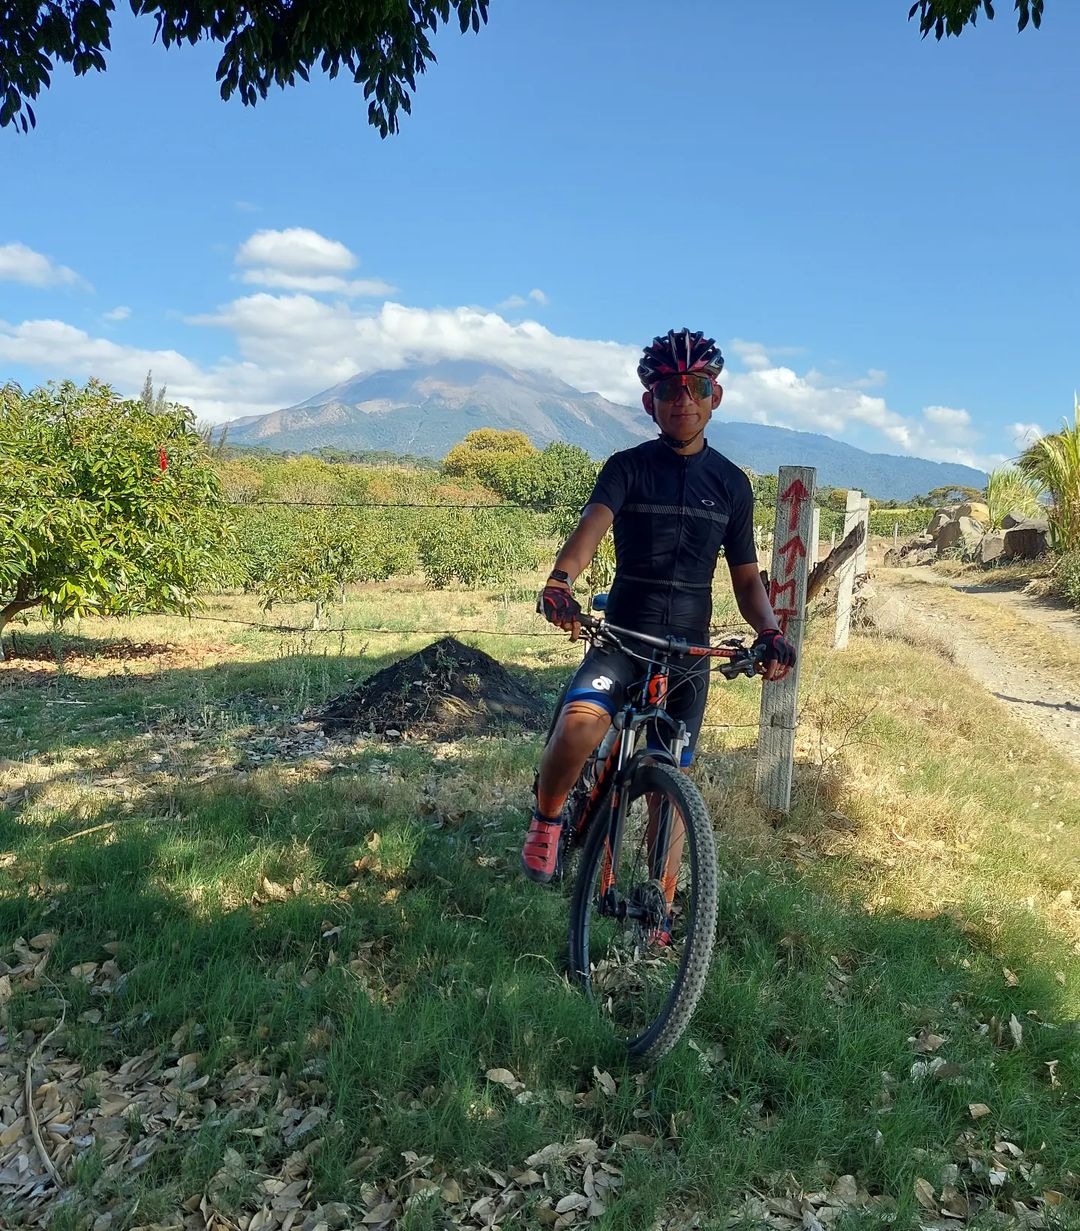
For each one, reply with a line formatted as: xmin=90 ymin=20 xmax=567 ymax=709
xmin=522 ymin=327 xmax=796 ymax=884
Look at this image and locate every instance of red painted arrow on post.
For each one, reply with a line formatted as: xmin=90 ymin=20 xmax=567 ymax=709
xmin=769 ymin=578 xmax=796 ymax=608
xmin=781 ymin=477 xmax=811 ymax=532
xmin=777 ymin=535 xmax=806 ymax=575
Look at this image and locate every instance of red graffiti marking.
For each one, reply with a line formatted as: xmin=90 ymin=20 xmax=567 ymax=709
xmin=777 ymin=535 xmax=806 ymax=575
xmin=781 ymin=477 xmax=811 ymax=532
xmin=773 ymin=606 xmax=797 ymax=634
xmin=769 ymin=578 xmax=796 ymax=608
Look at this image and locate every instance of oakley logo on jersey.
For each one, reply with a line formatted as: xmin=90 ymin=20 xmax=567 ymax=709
xmin=591 ymin=676 xmax=613 ymax=691
xmin=701 ymin=498 xmax=716 ymax=507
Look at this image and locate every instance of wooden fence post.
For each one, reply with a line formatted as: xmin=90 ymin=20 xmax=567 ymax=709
xmin=755 ymin=465 xmax=816 ymax=814
xmin=855 ymin=497 xmax=870 ymax=577
xmin=809 ymin=507 xmax=821 ymax=570
xmin=834 ymin=490 xmax=866 ymax=649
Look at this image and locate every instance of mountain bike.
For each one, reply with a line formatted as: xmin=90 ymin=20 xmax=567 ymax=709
xmin=547 ymin=599 xmax=764 ymax=1064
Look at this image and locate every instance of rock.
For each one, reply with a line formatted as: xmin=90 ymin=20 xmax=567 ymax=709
xmin=926 ymin=512 xmax=952 ymax=539
xmin=979 ymin=531 xmax=1007 ymax=565
xmin=883 ymin=548 xmax=902 ymax=568
xmin=937 ymin=516 xmax=983 ymax=557
xmin=1001 ymin=510 xmax=1030 ymax=529
xmin=902 ymin=533 xmax=934 ymax=554
xmin=1003 ymin=523 xmax=1050 ymax=559
xmin=913 ymin=547 xmax=938 ymax=566
xmin=957 ymin=501 xmax=990 ymax=522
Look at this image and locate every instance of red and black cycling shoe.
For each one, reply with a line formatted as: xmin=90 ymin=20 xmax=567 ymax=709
xmin=521 ymin=812 xmax=564 ymax=883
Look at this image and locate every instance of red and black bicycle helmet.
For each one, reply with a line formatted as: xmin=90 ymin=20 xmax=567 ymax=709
xmin=637 ymin=328 xmax=724 ymax=388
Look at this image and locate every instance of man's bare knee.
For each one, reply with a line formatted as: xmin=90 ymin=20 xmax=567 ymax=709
xmin=551 ymin=706 xmax=609 ymax=752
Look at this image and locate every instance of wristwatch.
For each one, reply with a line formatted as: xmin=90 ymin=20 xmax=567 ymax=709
xmin=547 ymin=569 xmax=571 ymax=585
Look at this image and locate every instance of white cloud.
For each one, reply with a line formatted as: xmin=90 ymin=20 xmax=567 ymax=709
xmin=239 ymin=269 xmax=396 ymax=297
xmin=104 ymin=305 xmax=131 ymax=322
xmin=499 ymin=288 xmax=550 ymax=311
xmin=236 ymin=228 xmax=356 ymax=275
xmin=722 ymin=364 xmax=989 ymax=468
xmin=0 ymin=275 xmax=1003 ymax=469
xmin=234 ymin=228 xmax=394 ymax=298
xmin=0 ymin=242 xmax=87 ymax=289
xmin=186 ymin=296 xmax=640 ymax=415
xmin=1009 ymin=421 xmax=1044 ymax=451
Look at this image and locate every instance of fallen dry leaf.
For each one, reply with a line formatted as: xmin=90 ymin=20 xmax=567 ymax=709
xmin=913 ymin=1031 xmax=946 ymax=1053
xmin=914 ymin=1178 xmax=938 ymax=1212
xmin=485 ymin=1067 xmax=525 ymax=1094
xmin=969 ymin=1103 xmax=992 ymax=1119
xmin=1008 ymin=1014 xmax=1023 ymax=1048
xmin=1003 ymin=968 xmax=1019 ymax=987
xmin=555 ymin=1193 xmax=589 ymax=1214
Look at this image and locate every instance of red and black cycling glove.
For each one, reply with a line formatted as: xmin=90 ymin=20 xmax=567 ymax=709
xmin=537 ymin=584 xmax=582 ymax=627
xmin=752 ymin=627 xmax=797 ymax=671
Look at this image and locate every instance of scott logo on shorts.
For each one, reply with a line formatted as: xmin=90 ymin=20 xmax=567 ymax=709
xmin=591 ymin=676 xmax=613 ymax=691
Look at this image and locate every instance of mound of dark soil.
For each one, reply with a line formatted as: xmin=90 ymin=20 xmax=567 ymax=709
xmin=317 ymin=637 xmax=548 ymax=738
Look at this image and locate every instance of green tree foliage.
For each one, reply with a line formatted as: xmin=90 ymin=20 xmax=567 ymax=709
xmin=1052 ymin=548 xmax=1080 ymax=609
xmin=480 ymin=441 xmax=599 ymax=536
xmin=984 ymin=465 xmax=1044 ymax=529
xmin=442 ymin=428 xmax=538 ymax=488
xmin=0 ymin=380 xmax=231 ymax=654
xmin=1 ymin=0 xmax=489 ymax=134
xmin=139 ymin=369 xmax=168 ymax=414
xmin=417 ymin=509 xmax=539 ymax=588
xmin=1017 ymin=396 xmax=1080 ymax=550
xmin=749 ymin=472 xmax=779 ymax=508
xmin=868 ymin=508 xmax=934 ymax=536
xmin=909 ymin=0 xmax=1043 ymax=39
xmin=244 ymin=509 xmax=419 ymax=621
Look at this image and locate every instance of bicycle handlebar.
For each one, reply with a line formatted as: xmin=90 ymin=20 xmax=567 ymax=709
xmin=577 ymin=614 xmax=767 ymax=680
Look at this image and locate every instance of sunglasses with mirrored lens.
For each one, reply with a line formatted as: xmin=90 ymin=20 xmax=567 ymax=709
xmin=651 ymin=373 xmax=714 ymax=403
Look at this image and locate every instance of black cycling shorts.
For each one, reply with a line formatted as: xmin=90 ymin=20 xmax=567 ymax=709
xmin=562 ymin=643 xmax=711 ymax=768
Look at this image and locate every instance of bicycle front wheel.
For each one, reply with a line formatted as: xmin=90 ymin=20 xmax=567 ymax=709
xmin=566 ymin=761 xmax=718 ymax=1063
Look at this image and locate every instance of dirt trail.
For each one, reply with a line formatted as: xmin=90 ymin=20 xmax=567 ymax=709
xmin=871 ymin=567 xmax=1080 ymax=765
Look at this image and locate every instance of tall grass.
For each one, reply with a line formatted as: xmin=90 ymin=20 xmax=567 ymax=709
xmin=1017 ymin=394 xmax=1080 ymax=549
xmin=983 ymin=465 xmax=1043 ymax=529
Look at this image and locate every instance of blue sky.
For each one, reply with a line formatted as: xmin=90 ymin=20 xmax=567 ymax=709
xmin=2 ymin=0 xmax=1078 ymax=470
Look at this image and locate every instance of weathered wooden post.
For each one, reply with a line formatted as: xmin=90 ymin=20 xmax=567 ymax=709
xmin=834 ymin=491 xmax=870 ymax=648
xmin=855 ymin=497 xmax=870 ymax=577
xmin=755 ymin=465 xmax=816 ymax=814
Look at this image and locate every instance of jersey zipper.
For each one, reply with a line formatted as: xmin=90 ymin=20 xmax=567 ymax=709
xmin=669 ymin=454 xmax=689 ymax=625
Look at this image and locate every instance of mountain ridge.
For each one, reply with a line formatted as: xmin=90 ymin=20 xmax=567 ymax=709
xmin=223 ymin=360 xmax=987 ymax=501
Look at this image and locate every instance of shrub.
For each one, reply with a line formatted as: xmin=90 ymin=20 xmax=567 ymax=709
xmin=985 ymin=466 xmax=1043 ymax=528
xmin=868 ymin=509 xmax=934 ymax=537
xmin=418 ymin=510 xmax=540 ymax=588
xmin=0 ymin=380 xmax=232 ymax=651
xmin=1018 ymin=396 xmax=1080 ymax=550
xmin=1052 ymin=548 xmax=1080 ymax=609
xmin=232 ymin=508 xmax=419 ymax=607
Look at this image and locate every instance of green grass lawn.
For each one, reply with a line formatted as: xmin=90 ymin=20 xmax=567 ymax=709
xmin=1 ymin=581 xmax=1077 ymax=1230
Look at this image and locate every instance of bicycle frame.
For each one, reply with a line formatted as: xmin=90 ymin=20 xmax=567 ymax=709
xmin=564 ymin=616 xmax=762 ymax=923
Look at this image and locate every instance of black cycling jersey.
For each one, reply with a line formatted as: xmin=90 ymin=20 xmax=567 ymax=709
xmin=585 ymin=437 xmax=757 ymax=636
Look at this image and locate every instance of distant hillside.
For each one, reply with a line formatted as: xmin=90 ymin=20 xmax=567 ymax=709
xmin=225 ymin=360 xmax=986 ymax=501
xmin=707 ymin=421 xmax=986 ymax=501
xmin=226 ymin=360 xmax=651 ymax=459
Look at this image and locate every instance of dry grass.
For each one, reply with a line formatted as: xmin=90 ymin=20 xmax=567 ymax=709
xmin=2 ymin=577 xmax=1079 ymax=1230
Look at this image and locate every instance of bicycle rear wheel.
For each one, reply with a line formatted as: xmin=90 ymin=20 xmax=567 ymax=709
xmin=566 ymin=761 xmax=717 ymax=1063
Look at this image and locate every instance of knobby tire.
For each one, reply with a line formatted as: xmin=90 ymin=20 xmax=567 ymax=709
xmin=566 ymin=760 xmax=718 ymax=1064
